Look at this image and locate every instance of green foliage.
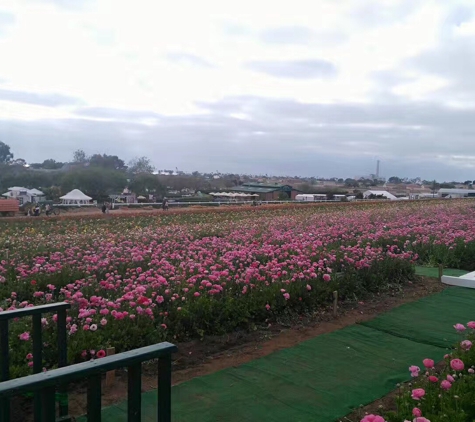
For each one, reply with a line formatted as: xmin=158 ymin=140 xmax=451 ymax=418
xmin=0 ymin=141 xmax=14 ymax=163
xmin=128 ymin=173 xmax=165 ymax=196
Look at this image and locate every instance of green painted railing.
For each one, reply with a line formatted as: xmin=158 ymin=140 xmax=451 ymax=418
xmin=0 ymin=302 xmax=71 ymax=422
xmin=0 ymin=342 xmax=177 ymax=422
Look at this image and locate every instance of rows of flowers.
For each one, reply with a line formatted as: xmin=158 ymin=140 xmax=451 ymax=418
xmin=1 ymin=200 xmax=475 ymax=377
xmin=361 ymin=322 xmax=475 ymax=422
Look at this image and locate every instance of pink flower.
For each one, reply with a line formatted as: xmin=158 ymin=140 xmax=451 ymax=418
xmin=450 ymin=358 xmax=464 ymax=371
xmin=83 ymin=324 xmax=90 ymax=331
xmin=283 ymin=293 xmax=290 ymax=300
xmin=467 ymin=321 xmax=475 ymax=329
xmin=422 ymin=359 xmax=434 ymax=369
xmin=322 ymin=274 xmax=331 ymax=282
xmin=96 ymin=350 xmax=106 ymax=358
xmin=440 ymin=380 xmax=452 ymax=390
xmin=81 ymin=350 xmax=87 ymax=358
xmin=409 ymin=365 xmax=420 ymax=377
xmin=89 ymin=324 xmax=98 ymax=332
xmin=446 ymin=374 xmax=455 ymax=382
xmin=454 ymin=323 xmax=466 ymax=332
xmin=26 ymin=353 xmax=33 ymax=360
xmin=360 ymin=415 xmax=386 ymax=422
xmin=428 ymin=376 xmax=438 ymax=383
xmin=414 ymin=418 xmax=431 ymax=422
xmin=306 ymin=284 xmax=312 ymax=291
xmin=412 ymin=408 xmax=422 ymax=417
xmin=468 ymin=368 xmax=474 ymax=374
xmin=100 ymin=318 xmax=107 ymax=326
xmin=193 ymin=292 xmax=200 ymax=297
xmin=411 ymin=388 xmax=425 ymax=400
xmin=461 ymin=340 xmax=472 ymax=350
xmin=19 ymin=332 xmax=30 ymax=341
xmin=265 ymin=304 xmax=271 ymax=310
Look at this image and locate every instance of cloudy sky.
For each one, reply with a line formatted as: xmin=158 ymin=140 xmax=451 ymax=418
xmin=0 ymin=0 xmax=474 ymax=180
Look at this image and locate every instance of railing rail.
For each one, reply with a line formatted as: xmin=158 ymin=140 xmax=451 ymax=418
xmin=0 ymin=302 xmax=70 ymax=422
xmin=0 ymin=342 xmax=178 ymax=422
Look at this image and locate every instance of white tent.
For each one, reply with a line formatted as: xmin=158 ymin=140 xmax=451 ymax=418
xmin=60 ymin=189 xmax=92 ymax=205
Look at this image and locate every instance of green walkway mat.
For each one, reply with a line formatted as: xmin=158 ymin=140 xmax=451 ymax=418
xmin=361 ymin=287 xmax=475 ymax=349
xmin=80 ymin=284 xmax=474 ymax=422
xmin=415 ymin=266 xmax=469 ymax=278
xmin=93 ymin=325 xmax=445 ymax=422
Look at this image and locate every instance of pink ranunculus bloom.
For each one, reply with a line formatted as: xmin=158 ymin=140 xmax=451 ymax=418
xmin=447 ymin=374 xmax=455 ymax=382
xmin=467 ymin=321 xmax=475 ymax=329
xmin=26 ymin=353 xmax=33 ymax=360
xmin=96 ymin=350 xmax=106 ymax=358
xmin=422 ymin=359 xmax=434 ymax=369
xmin=265 ymin=304 xmax=271 ymax=311
xmin=412 ymin=407 xmax=422 ymax=417
xmin=360 ymin=414 xmax=386 ymax=422
xmin=411 ymin=388 xmax=425 ymax=400
xmin=414 ymin=418 xmax=431 ymax=422
xmin=468 ymin=368 xmax=474 ymax=374
xmin=454 ymin=323 xmax=466 ymax=332
xmin=409 ymin=365 xmax=420 ymax=377
xmin=461 ymin=340 xmax=472 ymax=350
xmin=283 ymin=293 xmax=290 ymax=300
xmin=322 ymin=274 xmax=331 ymax=282
xmin=450 ymin=358 xmax=465 ymax=371
xmin=428 ymin=376 xmax=438 ymax=383
xmin=306 ymin=284 xmax=312 ymax=291
xmin=19 ymin=332 xmax=30 ymax=341
xmin=440 ymin=380 xmax=452 ymax=390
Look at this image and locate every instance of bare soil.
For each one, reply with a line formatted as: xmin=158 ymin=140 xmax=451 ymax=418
xmin=29 ymin=276 xmax=445 ymax=420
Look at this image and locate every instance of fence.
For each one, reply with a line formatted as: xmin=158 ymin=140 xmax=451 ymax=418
xmin=0 ymin=302 xmax=70 ymax=422
xmin=0 ymin=342 xmax=177 ymax=422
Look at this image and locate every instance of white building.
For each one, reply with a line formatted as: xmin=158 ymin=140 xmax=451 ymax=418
xmin=363 ymin=190 xmax=397 ymax=200
xmin=1 ymin=187 xmax=45 ymax=205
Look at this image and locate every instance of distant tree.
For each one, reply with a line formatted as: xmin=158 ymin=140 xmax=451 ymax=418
xmin=0 ymin=141 xmax=14 ymax=163
xmin=355 ymin=191 xmax=364 ymax=199
xmin=388 ymin=176 xmax=402 ymax=184
xmin=464 ymin=180 xmax=472 ymax=185
xmin=344 ymin=178 xmax=359 ymax=188
xmin=60 ymin=167 xmax=127 ymax=201
xmin=326 ymin=193 xmax=335 ymax=200
xmin=72 ymin=149 xmax=88 ymax=163
xmin=41 ymin=159 xmax=64 ymax=170
xmin=10 ymin=158 xmax=27 ymax=166
xmin=128 ymin=157 xmax=155 ymax=174
xmin=89 ymin=154 xmax=127 ymax=171
xmin=129 ymin=173 xmax=165 ymax=197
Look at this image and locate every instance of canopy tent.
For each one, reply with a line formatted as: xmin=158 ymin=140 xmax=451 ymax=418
xmin=209 ymin=192 xmax=259 ymax=198
xmin=60 ymin=189 xmax=92 ymax=205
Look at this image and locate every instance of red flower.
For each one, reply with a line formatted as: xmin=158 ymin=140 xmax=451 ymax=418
xmin=96 ymin=350 xmax=106 ymax=359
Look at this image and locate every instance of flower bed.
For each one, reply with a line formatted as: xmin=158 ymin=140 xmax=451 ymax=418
xmin=1 ymin=200 xmax=475 ymax=378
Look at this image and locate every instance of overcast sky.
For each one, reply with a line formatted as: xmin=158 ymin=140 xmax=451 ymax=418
xmin=0 ymin=0 xmax=474 ymax=181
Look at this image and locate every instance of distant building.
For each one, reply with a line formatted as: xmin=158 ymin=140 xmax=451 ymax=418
xmin=230 ymin=183 xmax=300 ymax=201
xmin=363 ymin=190 xmax=397 ymax=200
xmin=1 ymin=187 xmax=45 ymax=205
xmin=438 ymin=188 xmax=475 ymax=198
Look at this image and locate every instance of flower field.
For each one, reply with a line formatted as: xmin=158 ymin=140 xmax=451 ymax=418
xmin=1 ymin=200 xmax=475 ymax=378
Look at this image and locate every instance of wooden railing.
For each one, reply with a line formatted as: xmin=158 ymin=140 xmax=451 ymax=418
xmin=0 ymin=342 xmax=177 ymax=422
xmin=0 ymin=302 xmax=70 ymax=421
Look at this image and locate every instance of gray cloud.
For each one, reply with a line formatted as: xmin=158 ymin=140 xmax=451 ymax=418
xmin=0 ymin=88 xmax=84 ymax=107
xmin=2 ymin=95 xmax=475 ymax=180
xmin=74 ymin=107 xmax=162 ymax=121
xmin=165 ymin=52 xmax=215 ymax=68
xmin=259 ymin=26 xmax=347 ymax=46
xmin=246 ymin=59 xmax=337 ymax=79
xmin=351 ymin=0 xmax=424 ymax=28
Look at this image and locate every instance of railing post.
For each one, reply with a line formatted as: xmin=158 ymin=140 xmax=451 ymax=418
xmin=87 ymin=374 xmax=102 ymax=422
xmin=0 ymin=319 xmax=10 ymax=422
xmin=127 ymin=364 xmax=142 ymax=422
xmin=157 ymin=355 xmax=172 ymax=422
xmin=57 ymin=308 xmax=69 ymax=419
xmin=32 ymin=314 xmax=43 ymax=422
xmin=41 ymin=386 xmax=57 ymax=422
